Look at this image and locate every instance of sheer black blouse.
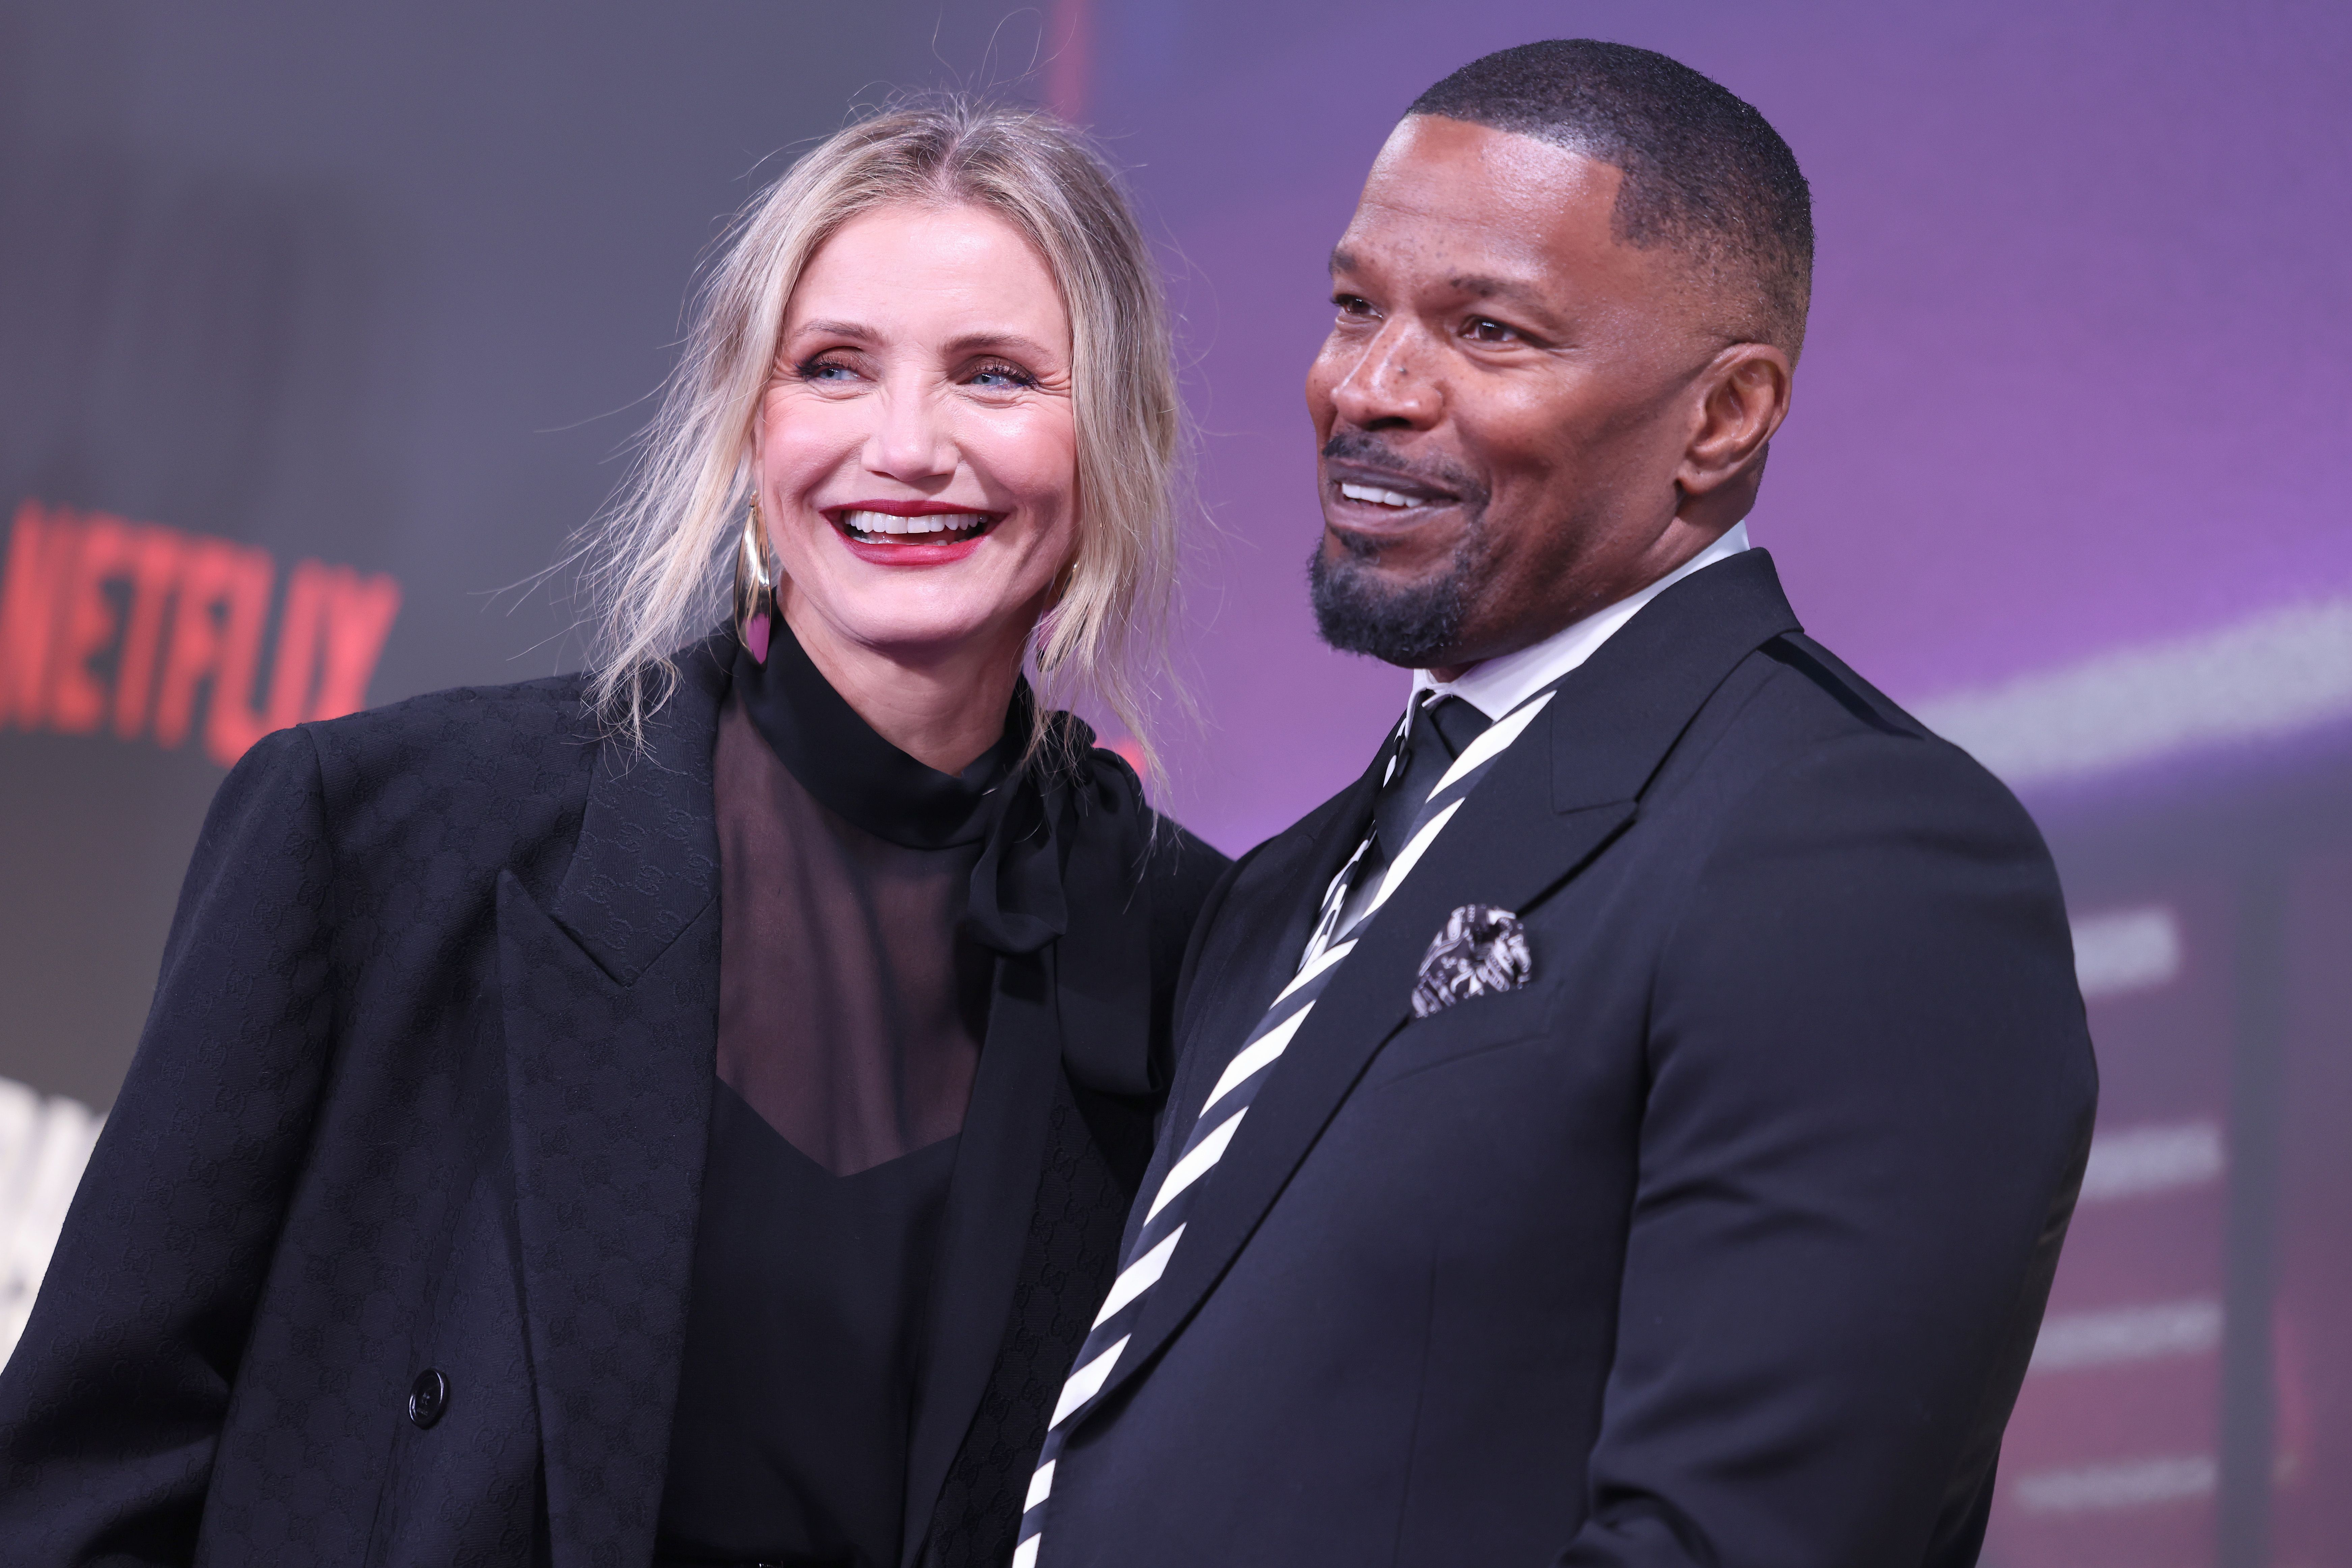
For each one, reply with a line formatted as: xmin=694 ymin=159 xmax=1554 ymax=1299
xmin=655 ymin=620 xmax=1178 ymax=1568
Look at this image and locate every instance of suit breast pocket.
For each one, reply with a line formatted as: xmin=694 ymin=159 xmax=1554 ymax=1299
xmin=1362 ymin=981 xmax=1563 ymax=1091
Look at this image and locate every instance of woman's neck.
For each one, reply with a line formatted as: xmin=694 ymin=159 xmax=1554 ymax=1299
xmin=777 ymin=594 xmax=1027 ymax=776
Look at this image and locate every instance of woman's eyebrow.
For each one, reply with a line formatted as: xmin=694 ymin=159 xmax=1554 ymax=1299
xmin=942 ymin=330 xmax=1059 ymax=360
xmin=781 ymin=322 xmax=1057 ymax=360
xmin=787 ymin=317 xmax=878 ymax=343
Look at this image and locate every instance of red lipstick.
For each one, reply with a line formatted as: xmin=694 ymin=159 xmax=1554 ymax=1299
xmin=825 ymin=499 xmax=1003 ymax=567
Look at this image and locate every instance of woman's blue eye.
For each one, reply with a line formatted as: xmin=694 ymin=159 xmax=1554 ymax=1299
xmin=799 ymin=356 xmax=857 ymax=382
xmin=970 ymin=363 xmax=1035 ymax=389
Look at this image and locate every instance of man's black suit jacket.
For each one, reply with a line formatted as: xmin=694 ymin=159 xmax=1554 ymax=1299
xmin=1044 ymin=551 xmax=2097 ymax=1567
xmin=0 ymin=638 xmax=1225 ymax=1568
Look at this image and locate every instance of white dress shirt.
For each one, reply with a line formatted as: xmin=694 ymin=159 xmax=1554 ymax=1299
xmin=1320 ymin=522 xmax=1753 ymax=944
xmin=1412 ymin=520 xmax=1751 ymax=721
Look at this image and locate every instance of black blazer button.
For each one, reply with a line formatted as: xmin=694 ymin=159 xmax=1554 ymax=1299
xmin=407 ymin=1369 xmax=449 ymax=1429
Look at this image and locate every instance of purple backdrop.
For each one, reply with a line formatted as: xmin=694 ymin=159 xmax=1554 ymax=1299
xmin=2 ymin=3 xmax=2347 ymax=1561
xmin=1075 ymin=0 xmax=2352 ymax=848
xmin=1069 ymin=6 xmax=2352 ymax=1564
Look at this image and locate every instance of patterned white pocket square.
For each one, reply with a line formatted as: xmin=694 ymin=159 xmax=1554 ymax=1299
xmin=1411 ymin=904 xmax=1533 ymax=1017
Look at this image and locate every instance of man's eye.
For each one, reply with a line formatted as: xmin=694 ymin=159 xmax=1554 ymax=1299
xmin=1334 ymin=294 xmax=1377 ymax=319
xmin=1465 ymin=317 xmax=1518 ymax=343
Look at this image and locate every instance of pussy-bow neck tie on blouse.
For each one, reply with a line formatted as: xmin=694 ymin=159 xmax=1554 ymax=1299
xmin=732 ymin=618 xmax=1161 ymax=1100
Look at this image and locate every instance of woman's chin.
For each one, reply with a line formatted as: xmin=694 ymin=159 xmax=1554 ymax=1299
xmin=793 ymin=593 xmax=1031 ymax=674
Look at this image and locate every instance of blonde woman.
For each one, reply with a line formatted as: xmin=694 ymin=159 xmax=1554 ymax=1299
xmin=0 ymin=101 xmax=1227 ymax=1568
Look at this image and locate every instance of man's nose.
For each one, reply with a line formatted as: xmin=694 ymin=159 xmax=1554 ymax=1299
xmin=864 ymin=381 xmax=957 ymax=483
xmin=1329 ymin=324 xmax=1442 ymax=430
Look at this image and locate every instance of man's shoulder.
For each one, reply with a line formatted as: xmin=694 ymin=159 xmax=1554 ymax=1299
xmin=1684 ymin=630 xmax=2049 ymax=864
xmin=1752 ymin=632 xmax=1930 ymax=738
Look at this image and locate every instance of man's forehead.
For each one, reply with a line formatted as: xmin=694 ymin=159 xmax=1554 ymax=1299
xmin=1338 ymin=119 xmax=1624 ymax=263
xmin=1363 ymin=116 xmax=1621 ymax=223
xmin=1332 ymin=120 xmax=1639 ymax=299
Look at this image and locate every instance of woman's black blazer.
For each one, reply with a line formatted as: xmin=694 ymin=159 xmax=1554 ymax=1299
xmin=0 ymin=639 xmax=1226 ymax=1568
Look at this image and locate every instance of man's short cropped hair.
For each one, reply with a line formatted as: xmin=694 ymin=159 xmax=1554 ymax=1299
xmin=1410 ymin=39 xmax=1814 ymax=360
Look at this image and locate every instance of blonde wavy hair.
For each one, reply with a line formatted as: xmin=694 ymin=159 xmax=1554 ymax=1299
xmin=580 ymin=96 xmax=1184 ymax=772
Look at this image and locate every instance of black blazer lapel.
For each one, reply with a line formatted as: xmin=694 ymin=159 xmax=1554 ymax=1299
xmin=498 ymin=639 xmax=727 ymax=1568
xmin=1085 ymin=549 xmax=1804 ymax=1419
xmin=899 ymin=947 xmax=1063 ymax=1566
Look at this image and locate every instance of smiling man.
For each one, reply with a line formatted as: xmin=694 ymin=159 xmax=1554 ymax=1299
xmin=1014 ymin=40 xmax=2098 ymax=1568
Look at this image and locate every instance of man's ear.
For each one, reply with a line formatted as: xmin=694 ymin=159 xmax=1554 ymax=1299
xmin=1677 ymin=343 xmax=1792 ymax=513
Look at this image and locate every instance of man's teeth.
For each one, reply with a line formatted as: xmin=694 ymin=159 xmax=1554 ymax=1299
xmin=841 ymin=510 xmax=989 ymax=536
xmin=1338 ymin=481 xmax=1420 ymax=509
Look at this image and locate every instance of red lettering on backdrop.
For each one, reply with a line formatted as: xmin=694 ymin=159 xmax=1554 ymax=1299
xmin=0 ymin=497 xmax=404 ymax=766
xmin=0 ymin=501 xmax=78 ymax=728
xmin=50 ymin=513 xmax=136 ymax=734
xmin=113 ymin=523 xmax=187 ymax=740
xmin=153 ymin=537 xmax=274 ymax=764
xmin=263 ymin=559 xmax=334 ymax=733
xmin=264 ymin=561 xmax=404 ymax=732
xmin=317 ymin=568 xmax=403 ymax=723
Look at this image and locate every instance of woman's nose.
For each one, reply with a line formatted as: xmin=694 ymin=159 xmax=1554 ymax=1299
xmin=863 ymin=383 xmax=957 ymax=484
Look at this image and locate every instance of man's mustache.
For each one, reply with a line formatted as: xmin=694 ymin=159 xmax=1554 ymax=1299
xmin=1318 ymin=432 xmax=1488 ymax=510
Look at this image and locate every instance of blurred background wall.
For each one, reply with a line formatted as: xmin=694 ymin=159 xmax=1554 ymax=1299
xmin=1 ymin=2 xmax=2345 ymax=1562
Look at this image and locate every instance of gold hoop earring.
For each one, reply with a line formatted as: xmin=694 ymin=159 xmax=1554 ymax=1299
xmin=734 ymin=495 xmax=778 ymax=657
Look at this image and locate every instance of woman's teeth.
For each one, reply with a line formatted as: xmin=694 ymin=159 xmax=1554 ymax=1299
xmin=841 ymin=510 xmax=990 ymax=537
xmin=1338 ymin=481 xmax=1419 ymax=509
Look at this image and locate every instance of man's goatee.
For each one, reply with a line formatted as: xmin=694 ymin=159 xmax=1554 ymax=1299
xmin=1307 ymin=536 xmax=1476 ymax=667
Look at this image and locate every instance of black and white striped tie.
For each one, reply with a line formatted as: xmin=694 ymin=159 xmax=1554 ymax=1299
xmin=1012 ymin=683 xmax=1561 ymax=1566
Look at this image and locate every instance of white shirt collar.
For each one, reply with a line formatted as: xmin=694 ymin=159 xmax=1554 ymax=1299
xmin=1411 ymin=521 xmax=1752 ymax=721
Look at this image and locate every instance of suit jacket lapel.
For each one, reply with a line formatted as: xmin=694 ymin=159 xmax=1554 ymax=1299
xmin=1092 ymin=716 xmax=1625 ymax=1414
xmin=1087 ymin=550 xmax=1804 ymax=1417
xmin=1174 ymin=747 xmax=1392 ymax=1097
xmin=499 ymin=638 xmax=728 ymax=1568
xmin=1275 ymin=747 xmax=1394 ymax=963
